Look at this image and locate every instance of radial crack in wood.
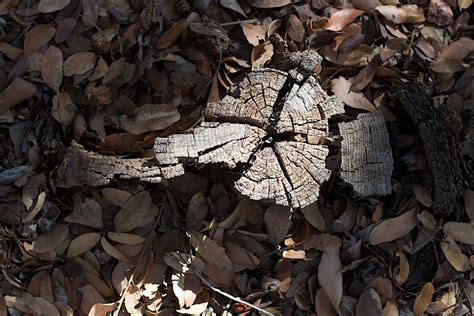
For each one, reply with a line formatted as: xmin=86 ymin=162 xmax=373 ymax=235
xmin=339 ymin=110 xmax=393 ymax=196
xmin=55 ymin=142 xmax=162 ymax=188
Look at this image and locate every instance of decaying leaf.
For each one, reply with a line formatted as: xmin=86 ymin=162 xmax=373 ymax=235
xmin=38 ymin=0 xmax=71 ymax=13
xmin=24 ymin=24 xmax=56 ymax=56
xmin=356 ymin=289 xmax=382 ymax=316
xmin=251 ymin=43 xmax=274 ymax=69
xmin=440 ymin=238 xmax=470 ymax=272
xmin=264 ymin=205 xmax=291 ymax=244
xmin=66 ymin=232 xmax=101 ymax=257
xmin=157 ymin=19 xmax=189 ymax=49
xmin=288 ymin=14 xmax=305 ymax=42
xmin=0 ymin=78 xmax=37 ymax=114
xmin=65 ymin=197 xmax=103 ymax=229
xmin=41 ymin=45 xmax=63 ymax=91
xmin=241 ymin=23 xmax=266 ymax=46
xmin=414 ymin=282 xmax=434 ymax=316
xmin=247 ymin=0 xmax=292 ymax=8
xmin=376 ymin=5 xmax=426 ymax=24
xmin=114 ymin=190 xmax=152 ymax=232
xmin=63 ymin=52 xmax=96 ymax=77
xmin=189 ymin=230 xmax=233 ymax=272
xmin=331 ymin=77 xmax=376 ymax=111
xmin=300 ymin=202 xmax=325 ymax=231
xmin=32 ymin=224 xmax=69 ymax=253
xmin=325 ymin=9 xmax=364 ymax=32
xmin=101 ymin=236 xmax=129 ymax=263
xmin=443 ymin=222 xmax=474 ymax=245
xmin=119 ymin=104 xmax=180 ymax=135
xmin=369 ymin=208 xmax=418 ymax=245
xmin=395 ymin=251 xmax=409 ymax=286
xmin=52 ymin=92 xmax=77 ymax=126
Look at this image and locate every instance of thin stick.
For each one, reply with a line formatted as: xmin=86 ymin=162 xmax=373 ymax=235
xmin=220 ymin=19 xmax=259 ymax=26
xmin=192 ymin=268 xmax=274 ymax=316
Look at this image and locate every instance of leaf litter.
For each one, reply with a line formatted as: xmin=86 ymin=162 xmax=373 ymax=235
xmin=0 ymin=0 xmax=473 ymax=315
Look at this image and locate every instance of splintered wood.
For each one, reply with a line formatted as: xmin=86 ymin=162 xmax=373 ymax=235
xmin=339 ymin=111 xmax=394 ymax=196
xmin=154 ymin=61 xmax=345 ymax=208
xmin=56 ymin=51 xmax=395 ymax=208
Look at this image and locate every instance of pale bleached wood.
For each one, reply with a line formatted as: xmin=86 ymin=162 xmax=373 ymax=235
xmin=339 ymin=110 xmax=393 ymax=196
xmin=55 ymin=142 xmax=162 ymax=188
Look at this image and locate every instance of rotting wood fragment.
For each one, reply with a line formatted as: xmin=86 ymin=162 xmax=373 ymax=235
xmin=55 ymin=142 xmax=162 ymax=188
xmin=339 ymin=110 xmax=394 ymax=196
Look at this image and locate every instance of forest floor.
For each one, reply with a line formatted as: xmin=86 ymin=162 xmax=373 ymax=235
xmin=0 ymin=0 xmax=473 ymax=315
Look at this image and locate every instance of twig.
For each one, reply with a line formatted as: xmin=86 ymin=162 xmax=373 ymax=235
xmin=220 ymin=19 xmax=259 ymax=26
xmin=192 ymin=267 xmax=274 ymax=316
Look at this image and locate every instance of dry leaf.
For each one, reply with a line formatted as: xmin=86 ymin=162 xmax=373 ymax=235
xmin=34 ymin=297 xmax=60 ymax=316
xmin=119 ymin=104 xmax=180 ymax=135
xmin=356 ymin=289 xmax=382 ymax=316
xmin=300 ymin=202 xmax=325 ymax=231
xmin=247 ymin=0 xmax=292 ymax=8
xmin=24 ymin=24 xmax=56 ymax=56
xmin=241 ymin=23 xmax=266 ymax=46
xmin=458 ymin=0 xmax=472 ymax=9
xmin=251 ymin=43 xmax=274 ymax=69
xmin=331 ymin=77 xmax=376 ymax=111
xmin=107 ymin=232 xmax=146 ymax=245
xmin=63 ymin=52 xmax=96 ymax=77
xmin=65 ymin=197 xmax=103 ymax=229
xmin=417 ymin=210 xmax=437 ymax=229
xmin=32 ymin=224 xmax=69 ymax=253
xmin=443 ymin=222 xmax=474 ymax=245
xmin=157 ymin=19 xmax=189 ymax=50
xmin=350 ymin=54 xmax=381 ymax=92
xmin=325 ymin=9 xmax=364 ymax=32
xmin=0 ymin=43 xmax=23 ymax=60
xmin=264 ymin=205 xmax=291 ymax=244
xmin=288 ymin=14 xmax=305 ymax=42
xmin=0 ymin=78 xmax=37 ymax=114
xmin=438 ymin=37 xmax=474 ymax=61
xmin=441 ymin=238 xmax=470 ymax=272
xmin=414 ymin=185 xmax=433 ymax=207
xmin=190 ymin=230 xmax=233 ymax=272
xmin=395 ymin=251 xmax=409 ymax=286
xmin=319 ymin=245 xmax=343 ymax=312
xmin=114 ymin=190 xmax=152 ymax=232
xmin=88 ymin=303 xmax=117 ymax=316
xmin=101 ymin=237 xmax=129 ymax=263
xmin=224 ymin=242 xmax=259 ymax=270
xmin=78 ymin=284 xmax=105 ymax=315
xmin=465 ymin=189 xmax=474 ymax=222
xmin=315 ymin=288 xmax=337 ymax=316
xmin=369 ymin=208 xmax=418 ymax=245
xmin=282 ymin=249 xmax=306 ymax=259
xmin=52 ymin=92 xmax=77 ymax=126
xmin=66 ymin=232 xmax=101 ymax=257
xmin=102 ymin=188 xmax=132 ymax=207
xmin=41 ymin=45 xmax=63 ymax=91
xmin=171 ymin=272 xmax=202 ymax=308
xmin=414 ymin=282 xmax=434 ymax=316
xmin=220 ymin=0 xmax=247 ymax=17
xmin=82 ymin=0 xmax=99 ymax=26
xmin=38 ymin=0 xmax=70 ymax=13
xmin=376 ymin=5 xmax=426 ymax=24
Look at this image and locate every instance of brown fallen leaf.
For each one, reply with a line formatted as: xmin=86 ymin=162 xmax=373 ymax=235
xmin=24 ymin=24 xmax=56 ymax=56
xmin=317 ymin=235 xmax=343 ymax=312
xmin=441 ymin=238 xmax=470 ymax=272
xmin=101 ymin=236 xmax=129 ymax=263
xmin=157 ymin=19 xmax=189 ymax=50
xmin=376 ymin=5 xmax=426 ymax=24
xmin=114 ymin=190 xmax=152 ymax=233
xmin=119 ymin=104 xmax=180 ymax=135
xmin=413 ymin=282 xmax=434 ymax=316
xmin=264 ymin=205 xmax=291 ymax=244
xmin=458 ymin=0 xmax=472 ymax=9
xmin=32 ymin=224 xmax=69 ymax=253
xmin=395 ymin=251 xmax=409 ymax=286
xmin=251 ymin=42 xmax=274 ymax=70
xmin=465 ymin=189 xmax=474 ymax=222
xmin=300 ymin=202 xmax=325 ymax=231
xmin=368 ymin=208 xmax=418 ymax=245
xmin=247 ymin=0 xmax=292 ymax=8
xmin=66 ymin=232 xmax=101 ymax=258
xmin=34 ymin=297 xmax=60 ymax=316
xmin=171 ymin=272 xmax=201 ymax=308
xmin=241 ymin=23 xmax=266 ymax=46
xmin=443 ymin=222 xmax=474 ymax=245
xmin=325 ymin=9 xmax=364 ymax=32
xmin=38 ymin=0 xmax=70 ymax=13
xmin=331 ymin=77 xmax=376 ymax=111
xmin=78 ymin=284 xmax=105 ymax=315
xmin=41 ymin=45 xmax=63 ymax=91
xmin=107 ymin=232 xmax=145 ymax=245
xmin=288 ymin=14 xmax=305 ymax=43
xmin=350 ymin=54 xmax=381 ymax=92
xmin=437 ymin=37 xmax=474 ymax=61
xmin=65 ymin=197 xmax=103 ymax=229
xmin=414 ymin=184 xmax=432 ymax=207
xmin=0 ymin=78 xmax=37 ymax=114
xmin=220 ymin=0 xmax=247 ymax=17
xmin=356 ymin=289 xmax=382 ymax=316
xmin=102 ymin=188 xmax=132 ymax=207
xmin=63 ymin=52 xmax=96 ymax=77
xmin=315 ymin=288 xmax=337 ymax=316
xmin=89 ymin=302 xmax=117 ymax=316
xmin=0 ymin=43 xmax=23 ymax=61
xmin=52 ymin=92 xmax=77 ymax=126
xmin=190 ymin=230 xmax=233 ymax=272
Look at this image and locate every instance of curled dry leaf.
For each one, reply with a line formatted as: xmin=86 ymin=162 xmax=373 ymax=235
xmin=32 ymin=224 xmax=69 ymax=253
xmin=241 ymin=23 xmax=266 ymax=46
xmin=38 ymin=0 xmax=71 ymax=13
xmin=395 ymin=251 xmax=409 ymax=286
xmin=441 ymin=238 xmax=470 ymax=272
xmin=107 ymin=232 xmax=146 ymax=245
xmin=24 ymin=24 xmax=56 ymax=56
xmin=251 ymin=43 xmax=274 ymax=69
xmin=63 ymin=52 xmax=96 ymax=77
xmin=114 ymin=190 xmax=152 ymax=233
xmin=264 ymin=205 xmax=291 ymax=244
xmin=375 ymin=5 xmax=426 ymax=24
xmin=443 ymin=222 xmax=474 ymax=245
xmin=413 ymin=282 xmax=434 ymax=316
xmin=331 ymin=77 xmax=376 ymax=111
xmin=247 ymin=0 xmax=292 ymax=8
xmin=325 ymin=9 xmax=364 ymax=32
xmin=52 ymin=92 xmax=77 ymax=126
xmin=282 ymin=249 xmax=306 ymax=259
xmin=101 ymin=236 xmax=129 ymax=263
xmin=66 ymin=232 xmax=101 ymax=257
xmin=65 ymin=197 xmax=103 ymax=229
xmin=119 ymin=104 xmax=180 ymax=135
xmin=41 ymin=45 xmax=63 ymax=91
xmin=157 ymin=19 xmax=189 ymax=50
xmin=369 ymin=208 xmax=418 ymax=245
xmin=0 ymin=78 xmax=37 ymax=114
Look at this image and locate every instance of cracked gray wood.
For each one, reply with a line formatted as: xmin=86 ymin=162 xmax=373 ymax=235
xmin=339 ymin=110 xmax=393 ymax=196
xmin=55 ymin=142 xmax=162 ymax=188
